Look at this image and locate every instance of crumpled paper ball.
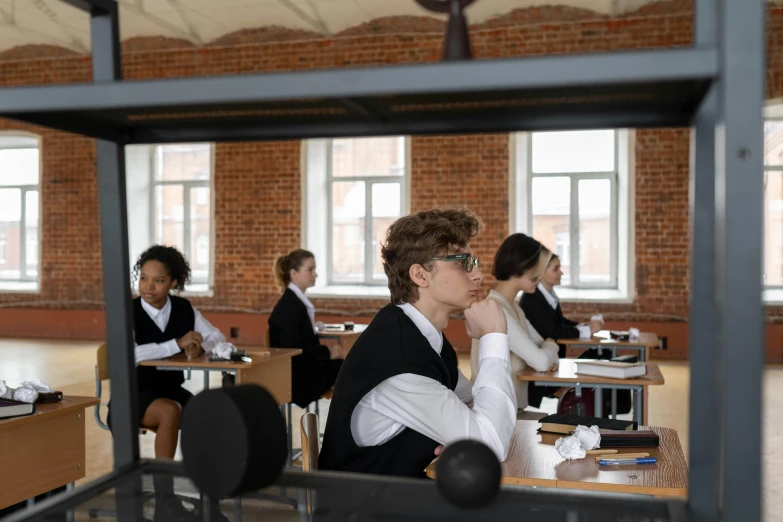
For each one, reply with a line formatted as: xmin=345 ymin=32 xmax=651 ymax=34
xmin=555 ymin=435 xmax=586 ymax=460
xmin=573 ymin=425 xmax=601 ymax=450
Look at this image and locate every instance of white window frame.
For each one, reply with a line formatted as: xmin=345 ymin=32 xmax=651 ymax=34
xmin=510 ymin=130 xmax=635 ymax=302
xmin=762 ymin=102 xmax=783 ymax=303
xmin=0 ymin=132 xmax=41 ymax=293
xmin=126 ymin=143 xmax=215 ymax=296
xmin=303 ymin=138 xmax=410 ymax=298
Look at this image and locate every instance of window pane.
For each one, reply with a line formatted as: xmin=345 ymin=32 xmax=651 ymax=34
xmin=765 ymin=171 xmax=783 ymax=286
xmin=578 ymin=179 xmax=612 ymax=284
xmin=190 ymin=187 xmax=210 ymax=285
xmin=0 ymin=148 xmax=39 ymax=185
xmin=332 ymin=137 xmax=405 ymax=178
xmin=154 ymin=185 xmax=184 ymax=251
xmin=332 ymin=181 xmax=365 ymax=284
xmin=0 ymin=189 xmax=21 ymax=279
xmin=532 ymin=130 xmax=615 ymax=174
xmin=531 ymin=177 xmax=571 ymax=286
xmin=764 ymin=122 xmax=783 ymax=167
xmin=25 ymin=191 xmax=39 ymax=278
xmin=371 ymin=183 xmax=402 ymax=281
xmin=155 ymin=144 xmax=211 ymax=181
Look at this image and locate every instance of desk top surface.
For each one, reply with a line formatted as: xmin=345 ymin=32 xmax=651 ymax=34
xmin=560 ymin=331 xmax=659 ymax=347
xmin=139 ymin=348 xmax=301 ymax=369
xmin=0 ymin=395 xmax=99 ymax=428
xmin=427 ymin=420 xmax=687 ymax=497
xmin=318 ymin=324 xmax=368 ymax=336
xmin=517 ymin=359 xmax=665 ymax=386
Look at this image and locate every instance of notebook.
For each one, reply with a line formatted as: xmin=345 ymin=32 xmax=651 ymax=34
xmin=0 ymin=398 xmax=35 ymax=419
xmin=538 ymin=414 xmax=637 ymax=435
xmin=575 ymin=360 xmax=647 ymax=379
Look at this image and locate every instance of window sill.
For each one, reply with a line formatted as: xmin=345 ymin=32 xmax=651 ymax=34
xmin=307 ymin=285 xmax=391 ymax=299
xmin=0 ymin=281 xmax=39 ymax=293
xmin=555 ymin=287 xmax=634 ymax=304
xmin=179 ymin=289 xmax=214 ymax=298
xmin=763 ymin=288 xmax=783 ymax=305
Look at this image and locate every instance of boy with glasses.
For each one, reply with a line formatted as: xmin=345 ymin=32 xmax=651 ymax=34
xmin=319 ymin=208 xmax=516 ymax=477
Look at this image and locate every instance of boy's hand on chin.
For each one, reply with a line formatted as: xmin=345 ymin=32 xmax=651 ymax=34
xmin=464 ymin=299 xmax=507 ymax=339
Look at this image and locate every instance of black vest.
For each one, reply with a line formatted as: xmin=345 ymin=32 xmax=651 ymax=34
xmin=134 ymin=296 xmax=195 ymax=391
xmin=318 ymin=304 xmax=459 ymax=478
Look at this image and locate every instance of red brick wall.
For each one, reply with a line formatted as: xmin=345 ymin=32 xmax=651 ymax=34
xmin=0 ymin=0 xmax=781 ymax=358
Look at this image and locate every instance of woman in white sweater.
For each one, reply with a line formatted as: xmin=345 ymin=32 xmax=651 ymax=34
xmin=470 ymin=233 xmax=559 ymax=415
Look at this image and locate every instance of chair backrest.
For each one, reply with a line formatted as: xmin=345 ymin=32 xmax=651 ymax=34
xmin=264 ymin=328 xmax=271 ymax=348
xmin=96 ymin=342 xmax=109 ymax=381
xmin=300 ymin=412 xmax=319 ymax=472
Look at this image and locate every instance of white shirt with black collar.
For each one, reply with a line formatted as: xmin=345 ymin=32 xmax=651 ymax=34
xmin=133 ymin=296 xmax=228 ymax=364
xmin=537 ymin=283 xmax=591 ymax=340
xmin=349 ymin=302 xmax=517 ymax=461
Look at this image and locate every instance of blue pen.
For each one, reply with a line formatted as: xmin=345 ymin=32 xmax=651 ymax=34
xmin=598 ymin=457 xmax=658 ymax=466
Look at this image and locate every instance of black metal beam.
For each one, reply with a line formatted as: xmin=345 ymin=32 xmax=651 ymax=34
xmin=715 ymin=0 xmax=765 ymax=520
xmin=687 ymin=0 xmax=721 ymax=518
xmin=126 ymin=109 xmax=694 ymax=144
xmin=0 ymin=48 xmax=717 ymax=115
xmin=59 ymin=0 xmax=117 ymax=15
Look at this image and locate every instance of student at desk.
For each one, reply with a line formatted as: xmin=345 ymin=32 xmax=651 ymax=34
xmin=469 ymin=233 xmax=560 ymax=417
xmin=319 ymin=208 xmax=516 ymax=478
xmin=108 ymin=245 xmax=232 ymax=522
xmin=521 ymin=253 xmax=603 ymax=358
xmin=268 ymin=249 xmax=342 ymax=408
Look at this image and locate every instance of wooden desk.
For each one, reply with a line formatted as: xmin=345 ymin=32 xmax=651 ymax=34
xmin=139 ymin=348 xmax=301 ymax=405
xmin=0 ymin=396 xmax=99 ymax=509
xmin=319 ymin=324 xmax=367 ymax=356
xmin=426 ymin=420 xmax=687 ymax=498
xmin=517 ymin=359 xmax=665 ymax=424
xmin=560 ymin=331 xmax=660 ymax=361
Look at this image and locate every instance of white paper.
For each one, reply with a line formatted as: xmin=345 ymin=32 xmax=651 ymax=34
xmin=211 ymin=342 xmax=238 ymax=360
xmin=555 ymin=435 xmax=587 ymax=460
xmin=0 ymin=381 xmax=13 ymax=400
xmin=573 ymin=425 xmax=601 ymax=450
xmin=629 ymin=327 xmax=641 ymax=341
xmin=12 ymin=387 xmax=38 ymax=404
xmin=20 ymin=379 xmax=52 ymax=393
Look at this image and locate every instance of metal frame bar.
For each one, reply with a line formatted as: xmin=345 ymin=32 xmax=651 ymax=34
xmin=715 ymin=0 xmax=765 ymax=520
xmin=88 ymin=2 xmax=140 ymax=470
xmin=687 ymin=3 xmax=721 ymax=518
xmin=0 ymin=48 xmax=717 ymax=115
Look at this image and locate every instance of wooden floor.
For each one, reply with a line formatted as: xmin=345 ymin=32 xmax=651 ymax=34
xmin=2 ymin=339 xmax=781 ymax=520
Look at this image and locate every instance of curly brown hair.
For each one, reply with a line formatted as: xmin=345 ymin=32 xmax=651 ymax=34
xmin=381 ymin=208 xmax=482 ymax=305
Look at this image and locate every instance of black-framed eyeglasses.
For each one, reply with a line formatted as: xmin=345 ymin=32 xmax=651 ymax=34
xmin=430 ymin=253 xmax=479 ymax=273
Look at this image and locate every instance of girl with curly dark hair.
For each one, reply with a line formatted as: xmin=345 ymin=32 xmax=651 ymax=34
xmin=108 ymin=245 xmax=234 ymax=521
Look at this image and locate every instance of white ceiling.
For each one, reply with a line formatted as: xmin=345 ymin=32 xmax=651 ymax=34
xmin=0 ymin=0 xmax=773 ymax=55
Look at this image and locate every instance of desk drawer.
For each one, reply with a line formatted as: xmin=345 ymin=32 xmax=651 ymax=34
xmin=0 ymin=410 xmax=85 ymax=509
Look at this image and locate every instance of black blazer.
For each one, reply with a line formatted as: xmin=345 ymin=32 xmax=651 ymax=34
xmin=268 ymin=288 xmax=330 ymax=361
xmin=520 ymin=288 xmax=581 ymax=356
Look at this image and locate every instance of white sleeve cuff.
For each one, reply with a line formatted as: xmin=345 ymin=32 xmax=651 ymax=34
xmin=477 ymin=333 xmax=510 ymax=363
xmin=162 ymin=339 xmax=181 ymax=357
xmin=577 ymin=324 xmax=592 ymax=340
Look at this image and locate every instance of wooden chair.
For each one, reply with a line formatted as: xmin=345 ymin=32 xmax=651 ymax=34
xmin=300 ymin=412 xmax=319 ymax=472
xmin=299 ymin=412 xmax=320 ymax=516
xmin=93 ymin=342 xmax=151 ymax=434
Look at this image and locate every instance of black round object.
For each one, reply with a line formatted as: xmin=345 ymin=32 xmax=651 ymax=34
xmin=435 ymin=440 xmax=501 ymax=509
xmin=181 ymin=384 xmax=287 ymax=499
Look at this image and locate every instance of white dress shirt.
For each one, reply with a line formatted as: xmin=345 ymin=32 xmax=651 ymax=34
xmin=469 ymin=290 xmax=559 ymax=409
xmin=133 ymin=296 xmax=228 ymax=365
xmin=350 ymin=302 xmax=517 ymax=462
xmin=538 ymin=283 xmax=591 ymax=340
xmin=288 ymin=282 xmax=317 ymax=332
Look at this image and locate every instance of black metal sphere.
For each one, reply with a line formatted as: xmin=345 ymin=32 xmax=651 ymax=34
xmin=435 ymin=440 xmax=501 ymax=509
xmin=181 ymin=385 xmax=287 ymax=499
